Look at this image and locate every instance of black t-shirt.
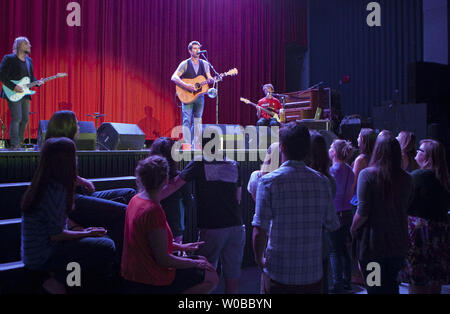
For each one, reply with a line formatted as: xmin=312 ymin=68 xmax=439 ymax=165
xmin=0 ymin=54 xmax=37 ymax=99
xmin=409 ymin=169 xmax=450 ymax=223
xmin=180 ymin=157 xmax=242 ymax=229
xmin=161 ymin=175 xmax=193 ymax=237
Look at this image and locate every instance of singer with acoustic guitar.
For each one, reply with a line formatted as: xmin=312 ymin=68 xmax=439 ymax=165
xmin=0 ymin=37 xmax=44 ymax=150
xmin=171 ymin=41 xmax=214 ymax=147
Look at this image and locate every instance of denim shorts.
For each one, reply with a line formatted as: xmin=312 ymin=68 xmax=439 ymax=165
xmin=196 ymin=225 xmax=246 ymax=279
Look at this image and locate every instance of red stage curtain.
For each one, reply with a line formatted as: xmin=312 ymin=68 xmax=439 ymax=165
xmin=0 ymin=0 xmax=306 ymax=140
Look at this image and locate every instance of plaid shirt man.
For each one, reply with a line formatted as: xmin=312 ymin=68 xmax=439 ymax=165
xmin=252 ymin=160 xmax=340 ymax=285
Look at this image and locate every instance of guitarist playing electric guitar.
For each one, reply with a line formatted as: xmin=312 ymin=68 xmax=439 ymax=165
xmin=171 ymin=41 xmax=215 ymax=147
xmin=255 ymin=84 xmax=282 ymax=127
xmin=0 ymin=37 xmax=44 ymax=149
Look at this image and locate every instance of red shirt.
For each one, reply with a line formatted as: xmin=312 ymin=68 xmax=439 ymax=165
xmin=121 ymin=195 xmax=175 ymax=285
xmin=257 ymin=97 xmax=282 ymax=120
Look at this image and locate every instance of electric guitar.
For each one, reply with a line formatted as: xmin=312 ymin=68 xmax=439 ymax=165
xmin=2 ymin=73 xmax=68 ymax=102
xmin=176 ymin=68 xmax=238 ymax=104
xmin=240 ymin=97 xmax=281 ymax=123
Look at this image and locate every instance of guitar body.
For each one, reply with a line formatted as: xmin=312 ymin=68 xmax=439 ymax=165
xmin=3 ymin=77 xmax=36 ymax=102
xmin=240 ymin=97 xmax=282 ymax=123
xmin=176 ymin=75 xmax=209 ymax=104
xmin=270 ymin=113 xmax=281 ymax=123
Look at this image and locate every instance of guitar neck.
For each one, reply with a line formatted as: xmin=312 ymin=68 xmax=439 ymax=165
xmin=246 ymin=101 xmax=276 ymax=116
xmin=198 ymin=73 xmax=229 ymax=87
xmin=28 ymin=75 xmax=60 ymax=88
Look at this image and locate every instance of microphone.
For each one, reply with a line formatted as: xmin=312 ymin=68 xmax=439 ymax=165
xmin=198 ymin=50 xmax=207 ymax=54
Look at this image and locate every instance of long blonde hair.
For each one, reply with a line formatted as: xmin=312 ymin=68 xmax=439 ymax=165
xmin=12 ymin=36 xmax=29 ymax=54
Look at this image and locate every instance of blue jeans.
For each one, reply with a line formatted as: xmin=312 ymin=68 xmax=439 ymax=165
xmin=71 ymin=188 xmax=135 ymax=263
xmin=182 ymin=96 xmax=204 ymax=143
xmin=7 ymin=98 xmax=30 ymax=147
xmin=359 ymin=258 xmax=406 ymax=294
xmin=45 ymin=236 xmax=116 ymax=292
xmin=257 ymin=118 xmax=281 ymax=127
xmin=327 ymin=212 xmax=353 ymax=289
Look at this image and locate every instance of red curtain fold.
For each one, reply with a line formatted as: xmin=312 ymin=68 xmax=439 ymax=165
xmin=0 ymin=0 xmax=307 ymax=140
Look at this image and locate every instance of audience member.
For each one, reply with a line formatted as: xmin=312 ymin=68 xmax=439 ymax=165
xmin=307 ymin=131 xmax=337 ymax=294
xmin=351 ymin=128 xmax=377 ymax=206
xmin=247 ymin=142 xmax=281 ymax=202
xmin=21 ymin=138 xmax=115 ymax=294
xmin=351 ymin=133 xmax=413 ymax=294
xmin=403 ymin=139 xmax=450 ymax=294
xmin=121 ymin=156 xmax=218 ymax=294
xmin=45 ymin=110 xmax=135 ymax=263
xmin=161 ymin=133 xmax=245 ymax=294
xmin=328 ymin=139 xmax=355 ymax=293
xmin=252 ymin=122 xmax=340 ymax=294
xmin=396 ymin=131 xmax=419 ymax=172
xmin=150 ymin=137 xmax=193 ymax=244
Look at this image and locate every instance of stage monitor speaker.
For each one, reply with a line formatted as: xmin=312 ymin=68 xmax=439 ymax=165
xmin=201 ymin=124 xmax=279 ymax=151
xmin=201 ymin=124 xmax=245 ymax=150
xmin=97 ymin=123 xmax=146 ymax=150
xmin=298 ymin=119 xmax=331 ymax=132
xmin=37 ymin=120 xmax=97 ymax=150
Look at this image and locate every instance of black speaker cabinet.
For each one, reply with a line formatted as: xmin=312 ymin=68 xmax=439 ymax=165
xmin=408 ymin=62 xmax=450 ymax=106
xmin=37 ymin=120 xmax=97 ymax=150
xmin=373 ymin=103 xmax=428 ymax=142
xmin=97 ymin=123 xmax=146 ymax=150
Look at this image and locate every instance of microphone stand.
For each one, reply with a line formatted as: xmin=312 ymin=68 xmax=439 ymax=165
xmin=200 ymin=52 xmax=221 ymax=125
xmin=87 ymin=113 xmax=106 ymax=129
xmin=24 ymin=112 xmax=36 ymax=149
xmin=0 ymin=117 xmax=6 ymax=149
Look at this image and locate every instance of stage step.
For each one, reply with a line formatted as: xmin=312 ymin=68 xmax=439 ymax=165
xmin=0 ymin=219 xmax=21 ymax=264
xmin=0 ymin=176 xmax=137 ymax=290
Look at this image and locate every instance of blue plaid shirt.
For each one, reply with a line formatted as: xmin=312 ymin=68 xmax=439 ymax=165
xmin=252 ymin=160 xmax=340 ymax=285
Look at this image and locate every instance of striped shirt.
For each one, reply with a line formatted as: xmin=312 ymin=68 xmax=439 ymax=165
xmin=21 ymin=181 xmax=68 ymax=269
xmin=252 ymin=160 xmax=340 ymax=285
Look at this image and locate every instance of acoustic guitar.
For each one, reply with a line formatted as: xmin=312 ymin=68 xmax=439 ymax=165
xmin=240 ymin=97 xmax=282 ymax=123
xmin=176 ymin=68 xmax=238 ymax=104
xmin=2 ymin=73 xmax=67 ymax=102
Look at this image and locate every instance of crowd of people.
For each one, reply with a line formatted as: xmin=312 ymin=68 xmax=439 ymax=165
xmin=20 ymin=110 xmax=450 ymax=294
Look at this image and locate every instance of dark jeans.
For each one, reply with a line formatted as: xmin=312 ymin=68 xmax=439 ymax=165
xmin=182 ymin=96 xmax=204 ymax=144
xmin=260 ymin=272 xmax=323 ymax=294
xmin=257 ymin=118 xmax=281 ymax=127
xmin=327 ymin=211 xmax=353 ymax=289
xmin=7 ymin=98 xmax=30 ymax=148
xmin=71 ymin=188 xmax=135 ymax=263
xmin=44 ymin=236 xmax=116 ymax=292
xmin=323 ymin=257 xmax=330 ymax=294
xmin=359 ymin=258 xmax=406 ymax=294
